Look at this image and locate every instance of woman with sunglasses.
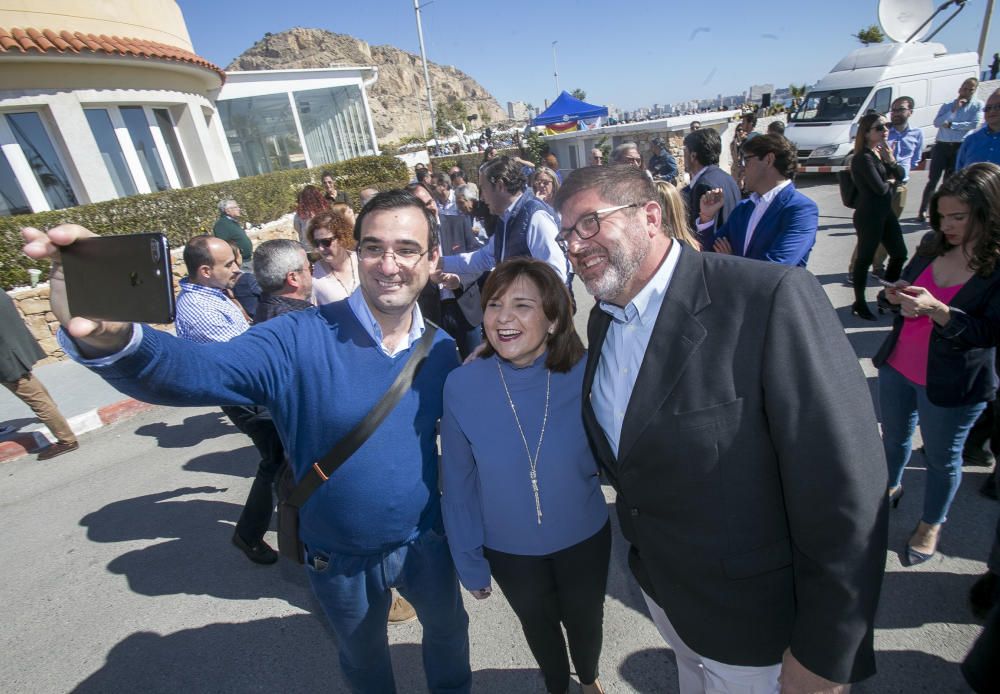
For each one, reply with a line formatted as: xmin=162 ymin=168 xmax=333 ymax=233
xmin=307 ymin=210 xmax=359 ymax=305
xmin=850 ymin=112 xmax=909 ymax=319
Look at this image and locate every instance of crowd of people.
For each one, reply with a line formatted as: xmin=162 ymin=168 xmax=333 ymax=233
xmin=13 ymin=72 xmax=1000 ymax=693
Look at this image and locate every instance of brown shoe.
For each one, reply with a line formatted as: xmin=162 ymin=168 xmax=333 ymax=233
xmin=388 ymin=594 xmax=417 ymax=625
xmin=37 ymin=441 xmax=79 ymax=461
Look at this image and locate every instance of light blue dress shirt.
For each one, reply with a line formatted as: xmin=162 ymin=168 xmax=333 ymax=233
xmin=592 ymin=240 xmax=682 ymax=457
xmin=440 ymin=193 xmax=568 ymax=281
xmin=887 ymin=125 xmax=924 ymax=182
xmin=934 ymin=99 xmax=984 ymax=143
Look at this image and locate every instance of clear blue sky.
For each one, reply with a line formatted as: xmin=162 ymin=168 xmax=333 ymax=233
xmin=178 ymin=0 xmax=994 ymax=110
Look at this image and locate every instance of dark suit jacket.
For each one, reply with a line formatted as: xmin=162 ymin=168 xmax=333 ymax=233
xmin=713 ymin=182 xmax=818 ymax=267
xmin=438 ymin=215 xmax=485 ymax=325
xmin=582 ymin=248 xmax=887 ymax=683
xmin=873 ymin=254 xmax=1000 ymax=406
xmin=684 ymin=165 xmax=741 ymax=249
xmin=0 ymin=291 xmax=45 ymax=382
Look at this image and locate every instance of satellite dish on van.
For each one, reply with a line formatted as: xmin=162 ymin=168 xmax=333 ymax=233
xmin=878 ymin=0 xmax=934 ymax=42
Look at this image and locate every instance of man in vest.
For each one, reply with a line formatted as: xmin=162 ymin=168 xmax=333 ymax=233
xmin=437 ymin=156 xmax=568 ymax=284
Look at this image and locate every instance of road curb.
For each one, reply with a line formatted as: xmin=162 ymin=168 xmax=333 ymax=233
xmin=0 ymin=398 xmax=155 ymax=464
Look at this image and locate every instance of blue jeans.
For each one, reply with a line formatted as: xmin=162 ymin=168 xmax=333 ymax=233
xmin=305 ymin=528 xmax=471 ymax=694
xmin=879 ymin=365 xmax=986 ymax=524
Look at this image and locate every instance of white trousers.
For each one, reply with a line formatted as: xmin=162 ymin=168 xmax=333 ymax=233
xmin=642 ymin=590 xmax=782 ymax=694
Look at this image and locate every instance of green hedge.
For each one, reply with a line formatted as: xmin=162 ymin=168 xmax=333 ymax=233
xmin=430 ymin=148 xmax=519 ymax=178
xmin=0 ymin=155 xmax=409 ymax=290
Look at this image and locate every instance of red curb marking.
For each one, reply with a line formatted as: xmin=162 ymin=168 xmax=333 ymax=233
xmin=98 ymin=399 xmax=154 ymax=424
xmin=0 ymin=434 xmax=40 ymax=462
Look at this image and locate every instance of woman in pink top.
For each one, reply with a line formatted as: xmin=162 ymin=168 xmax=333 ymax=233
xmin=874 ymin=163 xmax=1000 ymax=565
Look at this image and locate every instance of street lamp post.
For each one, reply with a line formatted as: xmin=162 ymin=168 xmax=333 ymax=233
xmin=414 ymin=0 xmax=439 ymax=150
xmin=552 ymin=41 xmax=560 ymax=94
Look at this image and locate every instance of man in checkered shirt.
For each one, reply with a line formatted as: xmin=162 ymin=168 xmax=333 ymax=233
xmin=176 ymin=235 xmax=283 ymax=565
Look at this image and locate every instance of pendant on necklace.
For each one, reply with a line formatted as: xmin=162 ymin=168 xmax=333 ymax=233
xmin=530 ymin=474 xmax=542 ymax=525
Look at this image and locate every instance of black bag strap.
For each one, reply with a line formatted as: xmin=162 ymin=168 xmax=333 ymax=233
xmin=286 ymin=325 xmax=438 ymax=507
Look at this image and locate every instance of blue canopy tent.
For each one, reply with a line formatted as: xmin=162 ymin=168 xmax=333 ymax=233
xmin=532 ymin=92 xmax=608 ymax=132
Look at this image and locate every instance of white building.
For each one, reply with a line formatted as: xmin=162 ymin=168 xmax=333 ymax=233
xmin=507 ymin=100 xmax=530 ymax=121
xmin=215 ymin=68 xmax=380 ymax=178
xmin=0 ymin=1 xmax=380 ymax=217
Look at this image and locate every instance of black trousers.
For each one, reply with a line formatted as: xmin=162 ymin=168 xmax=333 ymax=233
xmin=919 ymin=141 xmax=962 ymax=215
xmin=440 ymin=299 xmax=482 ymax=360
xmin=484 ymin=521 xmax=611 ymax=693
xmin=220 ymin=405 xmax=285 ymax=544
xmin=852 ymin=202 xmax=907 ymax=304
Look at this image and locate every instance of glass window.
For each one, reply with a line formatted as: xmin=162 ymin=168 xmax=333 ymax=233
xmin=296 ymin=85 xmax=375 ymax=167
xmin=789 ymin=87 xmax=873 ymax=123
xmin=120 ymin=106 xmax=170 ymax=192
xmin=84 ymin=108 xmax=137 ymax=198
xmin=0 ymin=150 xmax=31 ymax=216
xmin=153 ymin=108 xmax=193 ymax=187
xmin=868 ymin=87 xmax=893 ymax=117
xmin=218 ymin=94 xmax=305 ymax=177
xmin=4 ymin=112 xmax=78 ymax=209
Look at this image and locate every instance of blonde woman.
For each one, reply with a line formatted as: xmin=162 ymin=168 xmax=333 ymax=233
xmin=654 ymin=180 xmax=700 ymax=249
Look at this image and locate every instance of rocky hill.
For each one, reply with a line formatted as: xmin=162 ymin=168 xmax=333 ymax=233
xmin=227 ymin=27 xmax=508 ymax=144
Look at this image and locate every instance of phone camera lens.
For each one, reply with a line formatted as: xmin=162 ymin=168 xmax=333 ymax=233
xmin=150 ymin=238 xmax=161 ymax=262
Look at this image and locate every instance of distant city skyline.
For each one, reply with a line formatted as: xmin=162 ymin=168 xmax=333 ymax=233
xmin=178 ymin=0 xmax=994 ymax=112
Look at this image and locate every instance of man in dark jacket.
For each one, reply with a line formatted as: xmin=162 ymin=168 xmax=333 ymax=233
xmin=682 ymin=128 xmax=741 ymax=248
xmin=647 ymin=137 xmax=678 ymax=183
xmin=252 ymin=239 xmax=314 ymax=323
xmin=212 ymin=199 xmax=252 ymax=267
xmin=0 ymin=291 xmax=79 ymax=459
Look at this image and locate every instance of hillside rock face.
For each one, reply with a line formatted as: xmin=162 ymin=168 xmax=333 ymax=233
xmin=227 ymin=27 xmax=507 ymax=144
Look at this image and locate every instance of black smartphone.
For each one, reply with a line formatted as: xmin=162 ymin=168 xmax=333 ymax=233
xmin=61 ymin=233 xmax=175 ymax=323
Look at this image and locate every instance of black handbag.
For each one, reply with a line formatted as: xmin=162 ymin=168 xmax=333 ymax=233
xmin=276 ymin=326 xmax=438 ymax=563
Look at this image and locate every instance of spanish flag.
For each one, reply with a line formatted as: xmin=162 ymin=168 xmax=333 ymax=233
xmin=545 ymin=121 xmax=578 ymax=135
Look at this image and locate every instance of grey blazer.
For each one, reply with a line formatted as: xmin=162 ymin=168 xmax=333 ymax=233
xmin=582 ymin=248 xmax=888 ymax=683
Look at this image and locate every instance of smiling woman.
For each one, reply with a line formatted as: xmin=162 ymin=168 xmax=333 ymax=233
xmin=439 ymin=257 xmax=610 ymax=694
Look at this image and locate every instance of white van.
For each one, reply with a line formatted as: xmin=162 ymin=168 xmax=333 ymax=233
xmin=786 ymin=42 xmax=979 ymax=172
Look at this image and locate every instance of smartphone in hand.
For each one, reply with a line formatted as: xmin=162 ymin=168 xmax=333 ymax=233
xmin=61 ymin=232 xmax=175 ymax=323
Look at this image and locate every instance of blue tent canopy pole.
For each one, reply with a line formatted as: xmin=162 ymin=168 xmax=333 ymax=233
xmin=531 ymin=90 xmax=609 ymax=126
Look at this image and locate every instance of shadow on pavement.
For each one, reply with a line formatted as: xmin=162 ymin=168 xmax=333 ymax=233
xmin=0 ymin=417 xmax=40 ymax=435
xmin=854 ymin=649 xmax=968 ymax=693
xmin=618 ymin=647 xmax=678 ymax=693
xmin=183 ymin=446 xmax=258 ymax=478
xmin=134 ymin=411 xmax=233 ymax=448
xmin=72 ymin=616 xmax=541 ymax=693
xmin=79 ymin=487 xmax=312 ymax=609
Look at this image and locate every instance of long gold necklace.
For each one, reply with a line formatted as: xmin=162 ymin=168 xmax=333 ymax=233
xmin=496 ymin=359 xmax=550 ymax=525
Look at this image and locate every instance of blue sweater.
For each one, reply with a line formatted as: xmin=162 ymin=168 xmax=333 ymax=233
xmin=440 ymin=353 xmax=608 ymax=590
xmin=84 ymin=301 xmax=459 ymax=555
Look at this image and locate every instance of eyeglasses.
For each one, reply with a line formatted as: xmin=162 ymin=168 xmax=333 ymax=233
xmin=740 ymin=154 xmax=760 ymax=166
xmin=871 ymin=123 xmax=888 ymax=131
xmin=984 ymin=104 xmax=1000 ymax=112
xmin=890 ymin=107 xmax=910 ymax=113
xmin=557 ymin=203 xmax=641 ymax=244
xmin=358 ymin=243 xmax=429 ymax=266
xmin=622 ymin=156 xmax=643 ymax=164
xmin=315 ymin=238 xmax=337 ymax=249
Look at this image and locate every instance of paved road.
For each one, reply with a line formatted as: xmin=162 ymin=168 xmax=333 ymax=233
xmin=1 ymin=172 xmax=995 ymax=693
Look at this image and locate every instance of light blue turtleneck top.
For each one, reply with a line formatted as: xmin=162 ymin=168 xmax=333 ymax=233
xmin=440 ymin=352 xmax=608 ymax=591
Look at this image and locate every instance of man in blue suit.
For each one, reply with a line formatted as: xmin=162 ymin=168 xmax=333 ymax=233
xmin=698 ymin=134 xmax=818 ymax=267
